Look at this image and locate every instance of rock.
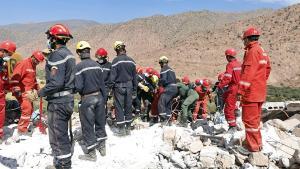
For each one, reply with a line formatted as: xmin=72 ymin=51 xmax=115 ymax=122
xmin=174 ymin=128 xmax=193 ymax=150
xmin=282 ymin=114 xmax=300 ymax=131
xmin=267 ymin=119 xmax=289 ymax=131
xmin=202 ymin=138 xmax=211 ymax=146
xmin=242 ymin=163 xmax=254 ymax=169
xmin=292 ymin=127 xmax=300 ymax=137
xmin=200 ymin=146 xmax=230 ymax=168
xmin=280 ymin=157 xmax=293 ymax=168
xmin=163 ymin=127 xmax=176 ymax=145
xmin=193 ymin=126 xmax=204 ymax=135
xmin=183 ymin=155 xmax=197 ymax=168
xmin=234 ymin=153 xmax=248 ymax=166
xmin=248 ymin=152 xmax=269 ymax=167
xmin=189 ymin=140 xmax=203 ymax=153
xmin=213 ymin=124 xmax=228 ymax=134
xmin=269 ymin=162 xmax=280 ymax=169
xmin=170 ymin=151 xmax=186 ymax=169
xmin=215 ymin=153 xmax=235 ymax=168
xmin=293 ymin=149 xmax=300 ymax=164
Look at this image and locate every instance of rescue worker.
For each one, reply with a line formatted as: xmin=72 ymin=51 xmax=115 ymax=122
xmin=212 ymin=72 xmax=226 ymax=113
xmin=238 ymin=27 xmax=271 ymax=154
xmin=95 ymin=48 xmax=111 ymax=115
xmin=218 ymin=48 xmax=242 ymax=133
xmin=193 ymin=79 xmax=212 ymax=120
xmin=10 ymin=51 xmax=45 ymax=135
xmin=38 ymin=24 xmax=75 ymax=169
xmin=158 ymin=56 xmax=178 ymax=122
xmin=133 ymin=66 xmax=145 ymax=117
xmin=74 ymin=41 xmax=107 ymax=161
xmin=177 ymin=76 xmax=199 ymax=126
xmin=110 ymin=41 xmax=137 ymax=136
xmin=0 ymin=40 xmax=16 ymax=143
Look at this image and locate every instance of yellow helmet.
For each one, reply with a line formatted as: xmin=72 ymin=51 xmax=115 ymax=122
xmin=159 ymin=56 xmax=169 ymax=64
xmin=76 ymin=41 xmax=91 ymax=50
xmin=113 ymin=41 xmax=125 ymax=50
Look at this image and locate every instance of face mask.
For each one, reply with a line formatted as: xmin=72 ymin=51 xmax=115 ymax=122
xmin=3 ymin=56 xmax=10 ymax=62
xmin=47 ymin=39 xmax=56 ymax=49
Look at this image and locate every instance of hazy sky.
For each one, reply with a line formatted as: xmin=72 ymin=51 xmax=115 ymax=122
xmin=2 ymin=0 xmax=299 ymax=25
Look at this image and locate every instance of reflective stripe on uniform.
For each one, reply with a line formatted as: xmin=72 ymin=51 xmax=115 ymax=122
xmin=112 ymin=61 xmax=136 ymax=67
xmin=259 ymin=60 xmax=267 ymax=65
xmin=26 ymin=69 xmax=35 ymax=72
xmin=227 ymin=119 xmax=236 ymax=123
xmin=245 ymin=127 xmax=260 ymax=132
xmin=56 ymin=153 xmax=72 ymax=159
xmin=224 ymin=73 xmax=232 ymax=77
xmin=75 ymin=66 xmax=103 ymax=76
xmin=48 ymin=55 xmax=75 ymax=66
xmin=116 ymin=121 xmax=126 ymax=124
xmin=102 ymin=68 xmax=110 ymax=71
xmin=239 ymin=81 xmax=251 ymax=87
xmin=160 ymin=69 xmax=173 ymax=74
xmin=20 ymin=116 xmax=31 ymax=120
xmin=97 ymin=137 xmax=107 ymax=141
xmin=87 ymin=143 xmax=98 ymax=150
xmin=233 ymin=67 xmax=241 ymax=71
xmin=125 ymin=119 xmax=132 ymax=123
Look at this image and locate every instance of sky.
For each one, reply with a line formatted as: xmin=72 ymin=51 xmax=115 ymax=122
xmin=2 ymin=0 xmax=300 ymax=25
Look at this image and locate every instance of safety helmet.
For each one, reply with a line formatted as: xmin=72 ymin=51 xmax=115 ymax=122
xmin=153 ymin=70 xmax=160 ymax=78
xmin=202 ymin=79 xmax=210 ymax=88
xmin=76 ymin=41 xmax=91 ymax=50
xmin=145 ymin=67 xmax=154 ymax=75
xmin=182 ymin=76 xmax=190 ymax=85
xmin=46 ymin=24 xmax=73 ymax=39
xmin=225 ymin=48 xmax=237 ymax=57
xmin=32 ymin=51 xmax=45 ymax=62
xmin=159 ymin=56 xmax=168 ymax=64
xmin=0 ymin=40 xmax=16 ymax=53
xmin=113 ymin=41 xmax=125 ymax=50
xmin=95 ymin=48 xmax=108 ymax=57
xmin=195 ymin=79 xmax=201 ymax=85
xmin=136 ymin=66 xmax=143 ymax=74
xmin=218 ymin=72 xmax=225 ymax=81
xmin=243 ymin=27 xmax=260 ymax=39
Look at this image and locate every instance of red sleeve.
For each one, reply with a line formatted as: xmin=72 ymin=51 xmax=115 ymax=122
xmin=10 ymin=62 xmax=24 ymax=86
xmin=238 ymin=50 xmax=259 ymax=95
xmin=218 ymin=63 xmax=233 ymax=88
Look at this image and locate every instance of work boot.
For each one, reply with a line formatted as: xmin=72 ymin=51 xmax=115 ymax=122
xmin=227 ymin=126 xmax=237 ymax=134
xmin=125 ymin=122 xmax=131 ymax=136
xmin=78 ymin=149 xmax=97 ymax=162
xmin=97 ymin=140 xmax=106 ymax=156
xmin=113 ymin=124 xmax=126 ymax=137
xmin=149 ymin=117 xmax=158 ymax=126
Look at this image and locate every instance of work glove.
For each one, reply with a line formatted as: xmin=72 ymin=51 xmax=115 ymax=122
xmin=25 ymin=90 xmax=38 ymax=102
xmin=142 ymin=85 xmax=149 ymax=92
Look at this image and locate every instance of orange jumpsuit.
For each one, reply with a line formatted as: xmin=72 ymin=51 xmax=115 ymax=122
xmin=238 ymin=41 xmax=271 ymax=152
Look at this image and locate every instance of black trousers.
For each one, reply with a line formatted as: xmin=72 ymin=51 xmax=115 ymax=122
xmin=47 ymin=102 xmax=73 ymax=168
xmin=113 ymin=87 xmax=133 ymax=125
xmin=158 ymin=85 xmax=178 ymax=117
xmin=79 ymin=94 xmax=107 ymax=153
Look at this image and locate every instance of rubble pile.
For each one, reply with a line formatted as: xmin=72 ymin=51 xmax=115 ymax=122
xmin=153 ymin=113 xmax=300 ymax=169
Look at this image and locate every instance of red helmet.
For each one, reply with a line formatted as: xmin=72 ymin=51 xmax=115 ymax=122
xmin=47 ymin=24 xmax=73 ymax=39
xmin=182 ymin=76 xmax=190 ymax=85
xmin=0 ymin=40 xmax=16 ymax=53
xmin=145 ymin=67 xmax=154 ymax=75
xmin=195 ymin=79 xmax=201 ymax=85
xmin=96 ymin=48 xmax=108 ymax=57
xmin=225 ymin=48 xmax=237 ymax=57
xmin=153 ymin=70 xmax=160 ymax=78
xmin=32 ymin=51 xmax=45 ymax=62
xmin=136 ymin=66 xmax=143 ymax=74
xmin=243 ymin=27 xmax=260 ymax=39
xmin=202 ymin=79 xmax=210 ymax=88
xmin=218 ymin=72 xmax=225 ymax=81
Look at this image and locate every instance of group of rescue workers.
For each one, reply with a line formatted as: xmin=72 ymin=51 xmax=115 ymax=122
xmin=0 ymin=24 xmax=271 ymax=169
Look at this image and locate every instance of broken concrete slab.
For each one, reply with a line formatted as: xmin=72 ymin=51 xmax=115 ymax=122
xmin=215 ymin=153 xmax=236 ymax=168
xmin=163 ymin=127 xmax=176 ymax=145
xmin=189 ymin=140 xmax=203 ymax=153
xmin=292 ymin=127 xmax=300 ymax=137
xmin=248 ymin=152 xmax=269 ymax=167
xmin=282 ymin=114 xmax=300 ymax=131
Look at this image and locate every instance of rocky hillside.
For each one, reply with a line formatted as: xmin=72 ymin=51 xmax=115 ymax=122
xmin=1 ymin=4 xmax=299 ymax=87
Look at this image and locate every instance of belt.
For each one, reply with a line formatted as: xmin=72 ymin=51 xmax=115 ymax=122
xmin=82 ymin=91 xmax=100 ymax=99
xmin=51 ymin=90 xmax=73 ymax=98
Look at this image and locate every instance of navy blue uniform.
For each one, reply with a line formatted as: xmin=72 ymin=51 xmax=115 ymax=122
xmin=158 ymin=65 xmax=178 ymax=118
xmin=97 ymin=61 xmax=112 ymax=114
xmin=110 ymin=54 xmax=137 ymax=127
xmin=38 ymin=46 xmax=75 ymax=168
xmin=75 ymin=58 xmax=107 ymax=153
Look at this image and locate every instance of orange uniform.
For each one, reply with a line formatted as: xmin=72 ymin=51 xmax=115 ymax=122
xmin=238 ymin=41 xmax=271 ymax=152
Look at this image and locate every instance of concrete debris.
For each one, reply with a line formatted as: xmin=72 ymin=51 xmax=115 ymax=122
xmin=280 ymin=157 xmax=293 ymax=168
xmin=248 ymin=152 xmax=269 ymax=167
xmin=282 ymin=114 xmax=300 ymax=131
xmin=293 ymin=149 xmax=300 ymax=164
xmin=188 ymin=140 xmax=203 ymax=153
xmin=163 ymin=127 xmax=176 ymax=145
xmin=292 ymin=127 xmax=300 ymax=137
